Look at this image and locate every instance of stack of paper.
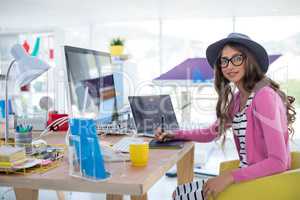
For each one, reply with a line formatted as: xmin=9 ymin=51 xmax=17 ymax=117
xmin=0 ymin=145 xmax=26 ymax=168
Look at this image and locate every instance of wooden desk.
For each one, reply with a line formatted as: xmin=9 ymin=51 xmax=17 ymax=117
xmin=0 ymin=132 xmax=194 ymax=200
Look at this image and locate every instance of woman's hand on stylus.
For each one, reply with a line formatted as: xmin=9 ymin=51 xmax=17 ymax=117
xmin=154 ymin=128 xmax=175 ymax=142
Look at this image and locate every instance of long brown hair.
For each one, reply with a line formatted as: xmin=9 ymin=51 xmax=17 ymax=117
xmin=214 ymin=42 xmax=296 ymax=144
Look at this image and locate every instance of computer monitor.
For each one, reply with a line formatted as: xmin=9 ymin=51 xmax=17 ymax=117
xmin=80 ymin=74 xmax=119 ymax=123
xmin=64 ymin=46 xmax=118 ymax=123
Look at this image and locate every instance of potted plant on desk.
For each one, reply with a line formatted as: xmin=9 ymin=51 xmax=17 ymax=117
xmin=110 ymin=37 xmax=125 ymax=56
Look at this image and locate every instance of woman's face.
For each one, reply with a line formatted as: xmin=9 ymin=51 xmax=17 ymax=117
xmin=220 ymin=45 xmax=246 ymax=85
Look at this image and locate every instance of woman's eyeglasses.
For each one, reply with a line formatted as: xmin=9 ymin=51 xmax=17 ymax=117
xmin=219 ymin=54 xmax=245 ymax=68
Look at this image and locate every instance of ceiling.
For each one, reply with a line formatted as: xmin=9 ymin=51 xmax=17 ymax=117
xmin=1 ymin=0 xmax=300 ymax=31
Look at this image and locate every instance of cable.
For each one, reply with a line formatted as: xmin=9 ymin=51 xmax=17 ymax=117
xmin=33 ymin=116 xmax=69 ymax=141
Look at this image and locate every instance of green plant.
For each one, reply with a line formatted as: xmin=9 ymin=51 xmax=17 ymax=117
xmin=110 ymin=37 xmax=125 ymax=46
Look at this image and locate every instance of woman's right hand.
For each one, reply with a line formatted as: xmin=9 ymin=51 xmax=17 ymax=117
xmin=154 ymin=128 xmax=175 ymax=142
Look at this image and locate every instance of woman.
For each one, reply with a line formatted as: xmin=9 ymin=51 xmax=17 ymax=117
xmin=155 ymin=33 xmax=296 ymax=200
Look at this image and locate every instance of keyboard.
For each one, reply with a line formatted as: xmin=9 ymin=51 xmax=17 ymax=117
xmin=112 ymin=137 xmax=144 ymax=153
xmin=96 ymin=122 xmax=134 ymax=135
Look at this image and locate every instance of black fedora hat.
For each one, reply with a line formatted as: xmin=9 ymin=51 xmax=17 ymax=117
xmin=206 ymin=33 xmax=269 ymax=73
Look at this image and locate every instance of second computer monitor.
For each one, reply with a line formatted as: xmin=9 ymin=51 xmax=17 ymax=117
xmin=128 ymin=95 xmax=179 ymax=137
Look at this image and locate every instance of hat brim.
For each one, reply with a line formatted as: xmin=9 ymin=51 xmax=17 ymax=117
xmin=206 ymin=37 xmax=269 ymax=73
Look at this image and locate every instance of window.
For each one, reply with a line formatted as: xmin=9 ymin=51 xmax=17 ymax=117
xmin=236 ymin=16 xmax=300 ymax=139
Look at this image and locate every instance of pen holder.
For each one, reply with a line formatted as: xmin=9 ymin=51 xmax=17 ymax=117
xmin=68 ymin=118 xmax=110 ymax=181
xmin=15 ymin=131 xmax=32 ymax=154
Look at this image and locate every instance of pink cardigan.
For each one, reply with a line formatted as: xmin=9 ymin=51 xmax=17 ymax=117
xmin=174 ymin=86 xmax=291 ymax=183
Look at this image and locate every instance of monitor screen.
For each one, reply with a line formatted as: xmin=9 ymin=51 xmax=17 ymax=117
xmin=64 ymin=46 xmax=118 ymax=123
xmin=81 ymin=74 xmax=118 ymax=123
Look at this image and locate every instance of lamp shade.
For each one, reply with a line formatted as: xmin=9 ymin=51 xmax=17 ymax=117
xmin=10 ymin=44 xmax=50 ymax=87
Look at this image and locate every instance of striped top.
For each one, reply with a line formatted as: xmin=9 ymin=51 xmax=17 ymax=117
xmin=232 ymin=92 xmax=255 ymax=168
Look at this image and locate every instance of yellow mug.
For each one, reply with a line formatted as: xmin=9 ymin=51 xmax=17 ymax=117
xmin=129 ymin=143 xmax=149 ymax=167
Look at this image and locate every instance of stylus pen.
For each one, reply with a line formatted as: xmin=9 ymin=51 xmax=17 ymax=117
xmin=161 ymin=116 xmax=165 ymax=133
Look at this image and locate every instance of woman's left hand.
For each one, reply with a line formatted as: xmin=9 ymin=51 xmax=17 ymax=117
xmin=202 ymin=173 xmax=234 ymax=199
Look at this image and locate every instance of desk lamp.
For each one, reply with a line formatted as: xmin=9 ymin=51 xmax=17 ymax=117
xmin=4 ymin=44 xmax=50 ymax=144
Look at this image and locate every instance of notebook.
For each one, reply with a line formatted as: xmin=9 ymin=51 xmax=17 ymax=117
xmin=128 ymin=95 xmax=179 ymax=137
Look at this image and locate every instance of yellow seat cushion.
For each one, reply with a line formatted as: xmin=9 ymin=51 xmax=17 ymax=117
xmin=210 ymin=151 xmax=300 ymax=200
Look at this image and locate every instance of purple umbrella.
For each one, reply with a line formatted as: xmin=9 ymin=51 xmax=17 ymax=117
xmin=154 ymin=55 xmax=281 ymax=82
